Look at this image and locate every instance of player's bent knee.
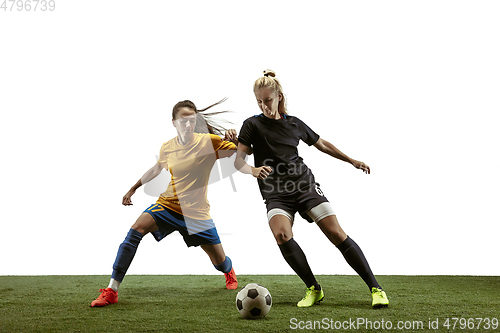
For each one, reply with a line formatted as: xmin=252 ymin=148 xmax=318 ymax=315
xmin=320 ymin=224 xmax=347 ymax=244
xmin=329 ymin=229 xmax=346 ymax=242
xmin=131 ymin=213 xmax=158 ymax=235
xmin=316 ymin=216 xmax=346 ymax=243
xmin=273 ymin=231 xmax=292 ymax=244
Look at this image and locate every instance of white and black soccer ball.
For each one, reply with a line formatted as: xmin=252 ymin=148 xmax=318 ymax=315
xmin=235 ymin=283 xmax=272 ymax=319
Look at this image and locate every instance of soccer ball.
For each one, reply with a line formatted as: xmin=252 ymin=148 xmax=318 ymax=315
xmin=235 ymin=283 xmax=272 ymax=319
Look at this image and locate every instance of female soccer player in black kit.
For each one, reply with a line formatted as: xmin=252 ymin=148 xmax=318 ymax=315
xmin=234 ymin=70 xmax=389 ymax=308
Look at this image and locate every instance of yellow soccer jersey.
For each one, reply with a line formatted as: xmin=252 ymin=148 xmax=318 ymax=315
xmin=156 ymin=133 xmax=236 ymax=220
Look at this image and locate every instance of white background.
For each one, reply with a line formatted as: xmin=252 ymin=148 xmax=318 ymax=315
xmin=1 ymin=1 xmax=499 ymax=277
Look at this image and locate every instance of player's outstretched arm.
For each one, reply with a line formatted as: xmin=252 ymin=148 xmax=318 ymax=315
xmin=234 ymin=143 xmax=271 ymax=179
xmin=122 ymin=163 xmax=164 ymax=205
xmin=313 ymin=137 xmax=370 ymax=174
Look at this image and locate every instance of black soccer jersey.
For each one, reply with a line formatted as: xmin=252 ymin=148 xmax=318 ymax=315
xmin=238 ymin=114 xmax=320 ymax=199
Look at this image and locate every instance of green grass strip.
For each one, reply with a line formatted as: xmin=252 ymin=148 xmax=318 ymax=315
xmin=0 ymin=275 xmax=499 ymax=332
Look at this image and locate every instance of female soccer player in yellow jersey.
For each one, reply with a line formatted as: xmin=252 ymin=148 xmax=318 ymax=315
xmin=235 ymin=70 xmax=389 ymax=309
xmin=91 ymin=99 xmax=240 ymax=307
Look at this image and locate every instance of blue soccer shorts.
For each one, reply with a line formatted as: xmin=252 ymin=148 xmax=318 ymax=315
xmin=143 ymin=203 xmax=221 ymax=247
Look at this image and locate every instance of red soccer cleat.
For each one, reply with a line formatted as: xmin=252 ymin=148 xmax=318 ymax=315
xmin=224 ymin=267 xmax=238 ymax=290
xmin=91 ymin=288 xmax=118 ymax=307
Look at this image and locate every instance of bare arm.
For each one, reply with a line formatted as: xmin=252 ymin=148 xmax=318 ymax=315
xmin=234 ymin=142 xmax=272 ymax=179
xmin=122 ymin=163 xmax=164 ymax=205
xmin=313 ymin=137 xmax=370 ymax=174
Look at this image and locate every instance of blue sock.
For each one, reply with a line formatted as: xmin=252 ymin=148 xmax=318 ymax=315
xmin=214 ymin=256 xmax=232 ymax=274
xmin=111 ymin=229 xmax=143 ymax=282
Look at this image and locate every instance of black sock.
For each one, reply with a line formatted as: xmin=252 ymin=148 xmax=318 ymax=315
xmin=337 ymin=236 xmax=381 ymax=291
xmin=278 ymin=238 xmax=320 ymax=290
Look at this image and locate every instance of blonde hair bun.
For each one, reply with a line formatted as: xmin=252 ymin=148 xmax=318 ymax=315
xmin=263 ymin=69 xmax=276 ymax=78
xmin=254 ymin=69 xmax=287 ymax=114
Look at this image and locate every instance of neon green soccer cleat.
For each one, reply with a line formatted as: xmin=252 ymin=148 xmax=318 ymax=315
xmin=297 ymin=285 xmax=324 ymax=307
xmin=371 ymin=287 xmax=389 ymax=308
